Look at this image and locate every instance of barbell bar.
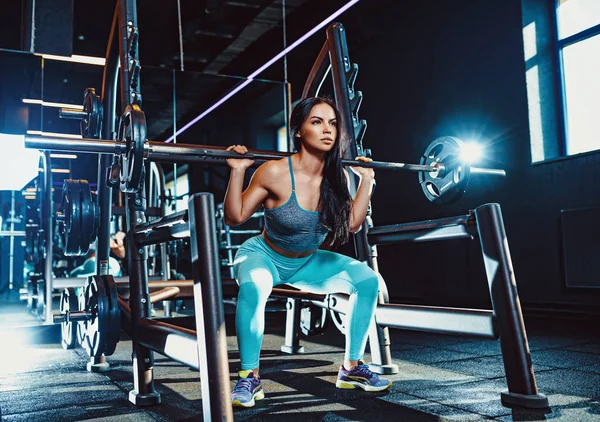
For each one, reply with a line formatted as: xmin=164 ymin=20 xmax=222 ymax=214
xmin=24 ymin=134 xmax=505 ymax=203
xmin=23 ymin=134 xmax=504 ymax=174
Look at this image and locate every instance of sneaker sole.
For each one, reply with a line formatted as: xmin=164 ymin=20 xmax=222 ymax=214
xmin=232 ymin=389 xmax=265 ymax=408
xmin=336 ymin=380 xmax=392 ymax=392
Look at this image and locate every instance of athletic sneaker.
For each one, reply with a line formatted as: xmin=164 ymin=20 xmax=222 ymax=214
xmin=336 ymin=361 xmax=392 ymax=392
xmin=231 ymin=372 xmax=264 ymax=408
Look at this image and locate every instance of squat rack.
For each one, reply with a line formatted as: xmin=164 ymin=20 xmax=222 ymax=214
xmin=26 ymin=1 xmax=549 ymax=420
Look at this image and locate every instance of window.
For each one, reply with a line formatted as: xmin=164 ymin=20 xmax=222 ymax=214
xmin=555 ymin=0 xmax=600 ymax=155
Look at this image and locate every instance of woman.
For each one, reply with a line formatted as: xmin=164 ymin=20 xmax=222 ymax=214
xmin=224 ymin=97 xmax=391 ymax=408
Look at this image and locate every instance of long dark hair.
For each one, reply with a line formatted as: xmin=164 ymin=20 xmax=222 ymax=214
xmin=289 ymin=97 xmax=352 ymax=246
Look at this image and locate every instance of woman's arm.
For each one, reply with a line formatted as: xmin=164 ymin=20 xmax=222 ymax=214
xmin=223 ymin=145 xmax=271 ymax=226
xmin=347 ymin=157 xmax=375 ymax=233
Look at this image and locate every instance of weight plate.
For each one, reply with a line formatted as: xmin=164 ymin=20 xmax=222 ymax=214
xmin=81 ymin=88 xmax=103 ymax=139
xmin=60 ymin=288 xmax=79 ymax=350
xmin=59 ymin=179 xmax=99 ymax=256
xmin=100 ymin=275 xmax=121 ymax=356
xmin=419 ymin=136 xmax=471 ymax=204
xmin=83 ymin=276 xmax=110 ymax=357
xmin=78 ymin=180 xmax=97 ymax=255
xmin=27 ymin=279 xmax=37 ymax=312
xmin=60 ymin=180 xmax=83 ymax=255
xmin=77 ymin=288 xmax=87 ymax=346
xmin=36 ymin=279 xmax=46 ymax=318
xmin=118 ymin=104 xmax=147 ymax=193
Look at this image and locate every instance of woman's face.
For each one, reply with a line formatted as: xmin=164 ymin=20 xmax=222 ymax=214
xmin=296 ymin=103 xmax=337 ymax=153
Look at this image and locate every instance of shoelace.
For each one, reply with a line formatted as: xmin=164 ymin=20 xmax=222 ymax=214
xmin=233 ymin=378 xmax=255 ymax=393
xmin=355 ymin=364 xmax=376 ymax=377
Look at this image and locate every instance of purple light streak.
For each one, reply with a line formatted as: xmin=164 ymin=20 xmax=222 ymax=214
xmin=164 ymin=0 xmax=360 ymax=143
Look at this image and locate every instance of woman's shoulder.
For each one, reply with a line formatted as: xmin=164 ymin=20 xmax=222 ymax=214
xmin=256 ymin=157 xmax=289 ymax=180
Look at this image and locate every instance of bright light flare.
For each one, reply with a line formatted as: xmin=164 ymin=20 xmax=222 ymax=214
xmin=460 ymin=142 xmax=483 ymax=163
xmin=0 ymin=134 xmax=41 ymax=191
xmin=0 ymin=329 xmax=36 ymax=375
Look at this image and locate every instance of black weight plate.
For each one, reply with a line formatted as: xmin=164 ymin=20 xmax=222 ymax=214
xmin=78 ymin=180 xmax=95 ymax=255
xmin=119 ymin=104 xmax=146 ymax=193
xmin=101 ymin=275 xmax=121 ymax=356
xmin=36 ymin=279 xmax=45 ymax=318
xmin=83 ymin=276 xmax=110 ymax=357
xmin=60 ymin=288 xmax=79 ymax=350
xmin=61 ymin=180 xmax=84 ymax=255
xmin=81 ymin=88 xmax=102 ymax=139
xmin=27 ymin=279 xmax=37 ymax=312
xmin=77 ymin=288 xmax=87 ymax=346
xmin=419 ymin=136 xmax=471 ymax=204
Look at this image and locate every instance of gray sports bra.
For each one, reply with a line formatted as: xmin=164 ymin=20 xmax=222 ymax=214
xmin=263 ymin=156 xmax=329 ymax=252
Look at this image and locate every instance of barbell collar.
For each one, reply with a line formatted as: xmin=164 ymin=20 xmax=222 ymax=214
xmin=53 ymin=310 xmax=91 ymax=324
xmin=59 ymin=108 xmax=88 ymax=120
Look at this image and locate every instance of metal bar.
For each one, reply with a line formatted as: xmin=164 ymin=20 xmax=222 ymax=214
xmin=375 ymin=303 xmax=497 ymax=338
xmin=324 ymin=22 xmax=396 ymax=373
xmin=58 ymin=108 xmax=87 ymax=120
xmin=154 ymin=162 xmax=172 ymax=315
xmin=25 ymin=135 xmax=123 ymax=153
xmin=52 ymin=275 xmax=166 ymax=289
xmin=138 ymin=319 xmax=200 ymax=369
xmin=368 ymin=224 xmax=476 ymax=245
xmin=8 ymin=191 xmax=15 ymax=290
xmin=118 ymin=0 xmax=140 ymax=107
xmin=24 ymin=135 xmax=507 ymax=175
xmin=302 ymin=40 xmax=330 ymax=98
xmin=470 ymin=167 xmax=506 ymax=176
xmin=133 ymin=210 xmax=189 ymax=246
xmin=149 ymin=287 xmax=180 ymax=304
xmin=474 ymin=203 xmax=548 ymax=408
xmin=21 ymin=136 xmax=442 ymax=173
xmin=41 ymin=152 xmax=54 ymax=324
xmin=188 ymin=193 xmax=232 ymax=422
xmin=126 ymin=189 xmax=160 ymax=405
xmin=369 ymin=214 xmax=474 ymax=235
xmin=119 ymin=298 xmax=200 ymax=369
xmin=280 ymin=299 xmax=305 ymax=354
xmin=306 ymin=293 xmax=497 ymax=338
xmin=0 ymin=231 xmax=25 ymax=237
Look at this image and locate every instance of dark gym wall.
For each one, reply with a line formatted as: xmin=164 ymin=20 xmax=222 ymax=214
xmin=311 ymin=0 xmax=600 ymax=309
xmin=21 ymin=0 xmax=74 ymax=56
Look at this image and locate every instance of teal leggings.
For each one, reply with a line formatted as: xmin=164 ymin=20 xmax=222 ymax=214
xmin=233 ymin=235 xmax=381 ymax=370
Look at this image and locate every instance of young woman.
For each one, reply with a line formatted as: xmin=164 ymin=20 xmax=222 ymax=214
xmin=224 ymin=97 xmax=391 ymax=408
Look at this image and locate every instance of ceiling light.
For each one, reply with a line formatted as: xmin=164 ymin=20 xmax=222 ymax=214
xmin=37 ymin=53 xmax=106 ymax=66
xmin=37 ymin=168 xmax=71 ymax=174
xmin=49 ymin=154 xmax=78 ymax=159
xmin=22 ymin=99 xmax=84 ymax=110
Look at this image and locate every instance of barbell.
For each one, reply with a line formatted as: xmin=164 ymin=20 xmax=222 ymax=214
xmin=53 ymin=275 xmax=121 ymax=357
xmin=24 ymin=131 xmax=505 ymax=204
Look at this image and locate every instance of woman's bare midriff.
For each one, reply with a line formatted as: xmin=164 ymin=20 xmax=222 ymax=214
xmin=262 ymin=230 xmax=316 ymax=258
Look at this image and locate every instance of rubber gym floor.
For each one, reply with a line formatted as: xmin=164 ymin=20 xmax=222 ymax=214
xmin=0 ymin=298 xmax=599 ymax=421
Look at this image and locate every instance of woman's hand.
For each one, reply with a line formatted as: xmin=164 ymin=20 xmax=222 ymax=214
xmin=349 ymin=156 xmax=375 ymax=181
xmin=110 ymin=231 xmax=126 ymax=259
xmin=226 ymin=145 xmax=254 ymax=170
